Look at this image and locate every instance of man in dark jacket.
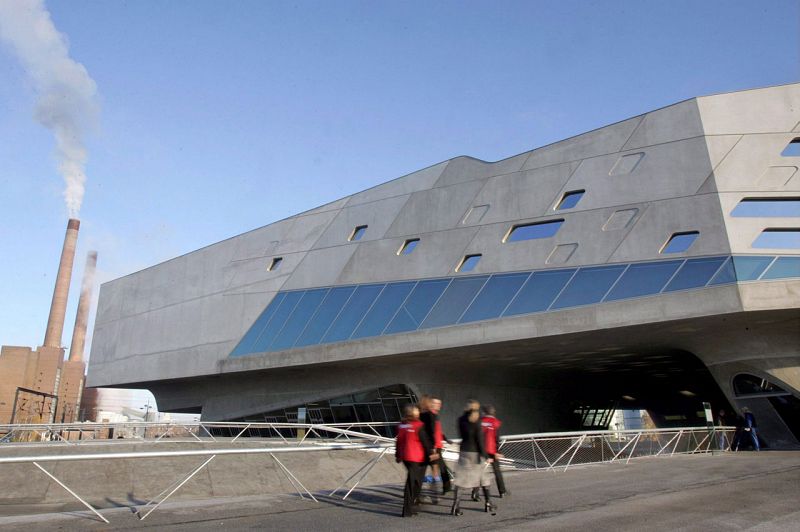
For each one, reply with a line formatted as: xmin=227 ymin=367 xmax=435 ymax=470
xmin=420 ymin=396 xmax=451 ymax=498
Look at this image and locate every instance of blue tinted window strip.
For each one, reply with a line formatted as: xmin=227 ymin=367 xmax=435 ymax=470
xmin=248 ymin=291 xmax=291 ymax=350
xmin=545 ymin=269 xmax=579 ymax=311
xmin=453 ymin=275 xmax=491 ymax=324
xmin=493 ymin=271 xmax=534 ymax=319
xmin=293 ymin=286 xmax=356 ymax=348
xmin=231 ymin=254 xmax=800 ymax=356
xmin=411 ymin=278 xmax=453 ymax=331
xmin=377 ymin=281 xmax=419 ymax=336
xmin=314 ymin=286 xmax=357 ymax=346
xmin=755 ymin=256 xmax=779 ymax=280
xmin=657 ymin=258 xmax=687 ymax=294
xmin=347 ymin=284 xmax=388 ymax=340
xmin=251 ymin=291 xmax=304 ymax=353
xmin=600 ymin=263 xmax=630 ymax=301
xmin=269 ymin=290 xmax=307 ymax=350
xmin=702 ymin=258 xmax=729 ymax=288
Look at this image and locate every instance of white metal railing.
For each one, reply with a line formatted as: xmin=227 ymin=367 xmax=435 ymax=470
xmin=0 ymin=421 xmax=397 ymax=445
xmin=496 ymin=426 xmax=737 ymax=471
xmin=0 ymin=423 xmax=735 ymax=524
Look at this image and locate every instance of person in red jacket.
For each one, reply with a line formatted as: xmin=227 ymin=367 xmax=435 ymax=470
xmin=396 ymin=404 xmax=436 ymax=517
xmin=480 ymin=404 xmax=507 ymax=497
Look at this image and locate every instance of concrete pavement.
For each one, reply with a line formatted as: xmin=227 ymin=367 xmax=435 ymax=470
xmin=1 ymin=451 xmax=798 ymax=531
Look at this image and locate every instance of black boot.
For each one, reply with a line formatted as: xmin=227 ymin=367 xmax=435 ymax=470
xmin=471 ymin=487 xmax=480 ymax=502
xmin=450 ymin=487 xmax=463 ymax=516
xmin=483 ymin=487 xmax=497 ymax=515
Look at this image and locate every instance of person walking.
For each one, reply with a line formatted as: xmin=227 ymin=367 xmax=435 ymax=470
xmin=741 ymin=407 xmax=760 ymax=451
xmin=420 ymin=395 xmax=451 ymax=501
xmin=480 ymin=404 xmax=507 ymax=497
xmin=451 ymin=399 xmax=496 ymax=517
xmin=396 ymin=404 xmax=436 ymax=517
xmin=716 ymin=409 xmax=731 ymax=451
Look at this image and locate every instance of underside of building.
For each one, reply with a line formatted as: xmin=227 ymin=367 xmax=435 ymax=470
xmin=88 ymin=84 xmax=800 ymax=447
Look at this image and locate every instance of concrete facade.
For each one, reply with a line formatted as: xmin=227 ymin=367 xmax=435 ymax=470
xmin=88 ymin=84 xmax=800 ymax=445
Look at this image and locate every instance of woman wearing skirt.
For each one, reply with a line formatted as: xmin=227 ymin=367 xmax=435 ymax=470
xmin=451 ymin=399 xmax=497 ymax=516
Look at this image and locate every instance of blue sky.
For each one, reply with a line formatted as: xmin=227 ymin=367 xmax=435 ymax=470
xmin=1 ymin=0 xmax=798 ymax=354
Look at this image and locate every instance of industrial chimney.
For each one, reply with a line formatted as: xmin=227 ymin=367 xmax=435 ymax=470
xmin=68 ymin=251 xmax=97 ymax=362
xmin=43 ymin=218 xmax=80 ymax=348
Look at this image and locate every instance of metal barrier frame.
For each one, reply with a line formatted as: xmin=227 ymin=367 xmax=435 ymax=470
xmin=0 ymin=422 xmax=735 ymax=523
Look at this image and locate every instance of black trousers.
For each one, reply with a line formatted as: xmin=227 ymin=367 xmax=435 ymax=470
xmin=489 ymin=453 xmax=506 ymax=494
xmin=402 ymin=461 xmax=425 ymax=516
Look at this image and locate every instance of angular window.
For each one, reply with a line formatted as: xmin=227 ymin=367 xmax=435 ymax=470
xmin=421 ymin=276 xmax=488 ymax=329
xmin=349 ymin=225 xmax=368 ymax=241
xmin=398 ymin=238 xmax=420 ymax=255
xmin=462 ymin=204 xmax=490 ymax=225
xmin=781 ymin=138 xmax=800 ymax=157
xmin=555 ymin=190 xmax=585 ymax=210
xmin=295 ymin=286 xmax=356 ymax=347
xmin=504 ymin=269 xmax=575 ymax=316
xmin=456 ymin=254 xmax=482 ymax=272
xmin=708 ymin=257 xmax=737 ymax=286
xmin=551 ymin=265 xmax=626 ymax=309
xmin=605 ymin=260 xmax=683 ymax=301
xmin=461 ymin=272 xmax=529 ymax=323
xmin=268 ymin=257 xmax=283 ymax=271
xmin=762 ymin=256 xmax=800 ymax=280
xmin=660 ymin=232 xmax=699 ymax=254
xmin=504 ymin=219 xmax=564 ymax=242
xmin=351 ymin=282 xmax=415 ymax=339
xmin=384 ymin=279 xmax=450 ymax=334
xmin=752 ymin=229 xmax=800 ymax=249
xmin=230 ymin=292 xmax=287 ymax=357
xmin=250 ymin=291 xmax=305 ymax=353
xmin=663 ymin=257 xmax=726 ymax=292
xmin=322 ymin=284 xmax=384 ymax=343
xmin=271 ymin=289 xmax=329 ymax=350
xmin=731 ymin=198 xmax=800 ymax=217
xmin=731 ymin=256 xmax=775 ymax=281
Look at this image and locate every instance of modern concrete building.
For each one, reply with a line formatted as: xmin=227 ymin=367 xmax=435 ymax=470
xmin=88 ymin=84 xmax=800 ymax=447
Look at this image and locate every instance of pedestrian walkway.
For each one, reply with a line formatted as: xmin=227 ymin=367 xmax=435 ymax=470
xmin=1 ymin=451 xmax=797 ymax=531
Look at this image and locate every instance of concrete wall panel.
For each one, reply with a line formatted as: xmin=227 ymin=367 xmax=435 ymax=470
xmin=346 ymin=161 xmax=447 ymax=206
xmin=523 ymin=117 xmax=642 ymax=170
xmin=608 ymin=195 xmax=730 ymax=263
xmin=468 ymin=162 xmax=578 ymax=225
xmin=336 ymin=226 xmax=481 ymax=284
xmin=384 ymin=178 xmax=486 ymax=237
xmin=622 ymin=99 xmax=703 ymax=150
xmin=312 ymin=195 xmax=409 ymax=248
xmin=434 ymin=154 xmax=528 ymax=188
xmin=698 ymin=84 xmax=800 ymax=135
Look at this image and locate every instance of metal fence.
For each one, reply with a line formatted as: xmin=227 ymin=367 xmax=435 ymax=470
xmin=0 ymin=421 xmax=396 ymax=445
xmin=0 ymin=422 xmax=735 ymax=523
xmin=496 ymin=426 xmax=737 ymax=471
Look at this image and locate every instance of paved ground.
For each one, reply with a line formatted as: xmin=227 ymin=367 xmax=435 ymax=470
xmin=1 ymin=451 xmax=798 ymax=531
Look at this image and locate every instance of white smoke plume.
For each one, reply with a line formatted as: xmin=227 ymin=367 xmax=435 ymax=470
xmin=0 ymin=0 xmax=98 ymax=218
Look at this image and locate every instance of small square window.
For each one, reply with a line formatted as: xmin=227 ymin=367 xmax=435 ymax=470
xmin=781 ymin=138 xmax=800 ymax=157
xmin=398 ymin=238 xmax=420 ymax=255
xmin=268 ymin=257 xmax=283 ymax=271
xmin=504 ymin=220 xmax=564 ymax=243
xmin=456 ymin=254 xmax=482 ymax=272
xmin=555 ymin=190 xmax=585 ymax=210
xmin=660 ymin=232 xmax=699 ymax=254
xmin=349 ymin=225 xmax=368 ymax=241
